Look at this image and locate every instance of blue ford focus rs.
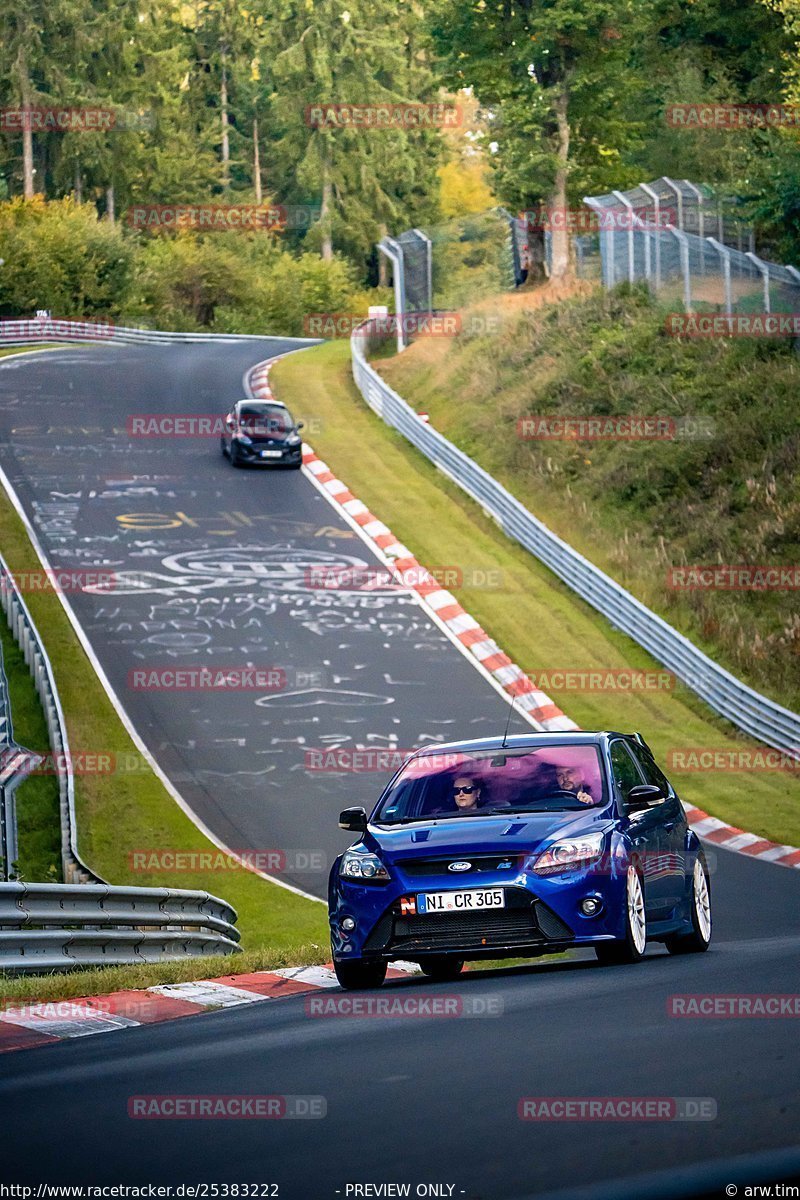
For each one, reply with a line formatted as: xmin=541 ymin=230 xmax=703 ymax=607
xmin=329 ymin=731 xmax=712 ymax=989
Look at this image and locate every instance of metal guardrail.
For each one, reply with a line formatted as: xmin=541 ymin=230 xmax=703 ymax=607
xmin=0 ymin=882 xmax=239 ymax=972
xmin=0 ymin=551 xmax=101 ymax=884
xmin=351 ymin=322 xmax=800 ymax=759
xmin=0 ymin=318 xmax=315 ymax=346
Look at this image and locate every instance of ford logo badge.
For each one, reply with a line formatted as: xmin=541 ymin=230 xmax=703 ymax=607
xmin=448 ymin=861 xmax=472 ymax=872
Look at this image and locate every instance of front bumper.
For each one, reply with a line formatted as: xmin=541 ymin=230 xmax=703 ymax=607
xmin=234 ymin=439 xmax=302 ymax=464
xmin=330 ymin=865 xmax=631 ymax=963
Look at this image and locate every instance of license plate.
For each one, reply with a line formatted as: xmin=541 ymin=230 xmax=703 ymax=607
xmin=261 ymin=449 xmax=282 ymax=458
xmin=417 ymin=889 xmax=505 ymax=914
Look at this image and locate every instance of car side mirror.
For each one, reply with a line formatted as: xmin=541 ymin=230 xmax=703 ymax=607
xmin=339 ymin=806 xmax=368 ymax=832
xmin=296 ymin=421 xmax=305 ymax=430
xmin=625 ymin=783 xmax=664 ymax=812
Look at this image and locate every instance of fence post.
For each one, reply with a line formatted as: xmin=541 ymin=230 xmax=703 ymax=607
xmin=639 ymin=182 xmax=662 ymax=290
xmin=662 ymin=176 xmax=684 ymax=229
xmin=378 ymin=237 xmax=406 ymax=353
xmin=745 ymin=252 xmax=771 ymax=313
xmin=669 ymin=227 xmax=692 ymax=312
xmin=707 ymin=237 xmax=733 ymax=312
xmin=612 ymin=190 xmax=636 ymax=283
xmin=412 ymin=228 xmax=433 ymax=315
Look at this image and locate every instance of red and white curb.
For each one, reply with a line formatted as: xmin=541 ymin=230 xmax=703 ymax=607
xmin=247 ymin=359 xmax=576 ymax=734
xmin=248 ymin=356 xmax=800 ymax=872
xmin=0 ymin=962 xmax=421 ymax=1054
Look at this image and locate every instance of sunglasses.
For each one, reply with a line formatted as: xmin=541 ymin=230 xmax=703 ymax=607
xmin=453 ymin=784 xmax=476 ymax=794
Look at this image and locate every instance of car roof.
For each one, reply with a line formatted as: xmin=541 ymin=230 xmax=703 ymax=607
xmin=411 ymin=732 xmax=633 ymax=757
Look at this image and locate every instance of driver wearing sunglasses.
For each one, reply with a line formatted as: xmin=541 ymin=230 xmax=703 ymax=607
xmin=451 ymin=776 xmax=482 ymax=814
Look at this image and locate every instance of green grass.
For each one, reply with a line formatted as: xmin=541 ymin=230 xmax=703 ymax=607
xmin=0 ymin=945 xmax=330 ymax=1010
xmin=0 ymin=619 xmax=62 ymax=882
xmin=271 ymin=339 xmax=800 ymax=848
xmin=376 ymin=283 xmax=800 ymax=713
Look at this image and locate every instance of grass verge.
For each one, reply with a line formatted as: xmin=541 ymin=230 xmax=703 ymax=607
xmin=0 ymin=944 xmax=329 ymax=1010
xmin=376 ymin=284 xmax=800 ymax=712
xmin=0 ymin=618 xmax=62 ymax=882
xmin=272 ymin=339 xmax=800 ymax=847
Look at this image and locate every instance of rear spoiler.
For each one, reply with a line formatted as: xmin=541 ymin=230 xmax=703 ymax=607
xmin=632 ymin=731 xmax=655 ymax=758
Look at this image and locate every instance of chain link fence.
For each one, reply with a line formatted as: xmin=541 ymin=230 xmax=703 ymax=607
xmin=581 ymin=177 xmax=800 ymax=313
xmin=378 ymin=211 xmax=515 ymax=349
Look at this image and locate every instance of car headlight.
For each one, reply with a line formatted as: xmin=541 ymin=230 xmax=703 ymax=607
xmin=531 ymin=830 xmax=605 ymax=876
xmin=340 ymin=850 xmax=390 ymax=883
xmin=286 ymin=434 xmax=301 ymax=446
xmin=234 ymin=432 xmax=252 ymax=444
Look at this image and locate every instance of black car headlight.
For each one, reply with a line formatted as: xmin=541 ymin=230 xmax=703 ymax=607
xmin=340 ymin=850 xmax=390 ymax=884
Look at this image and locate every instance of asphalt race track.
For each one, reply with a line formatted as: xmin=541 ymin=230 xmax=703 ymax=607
xmin=0 ymin=343 xmax=798 ymax=1198
xmin=0 ymin=340 xmax=527 ymax=897
xmin=1 ymin=847 xmax=799 ymax=1195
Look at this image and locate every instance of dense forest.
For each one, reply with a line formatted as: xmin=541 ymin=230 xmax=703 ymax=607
xmin=1 ymin=0 xmax=800 ymax=329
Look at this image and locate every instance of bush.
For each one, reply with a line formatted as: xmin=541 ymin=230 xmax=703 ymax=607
xmin=0 ymin=196 xmax=133 ymax=318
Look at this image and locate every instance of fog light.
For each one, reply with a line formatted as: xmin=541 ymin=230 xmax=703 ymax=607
xmin=580 ymin=898 xmax=601 ymax=916
xmin=341 ymin=916 xmax=356 ymax=931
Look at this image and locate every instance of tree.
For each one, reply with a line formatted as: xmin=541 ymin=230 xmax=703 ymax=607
xmin=266 ymin=0 xmax=442 ymax=267
xmin=431 ymin=0 xmax=647 ymax=279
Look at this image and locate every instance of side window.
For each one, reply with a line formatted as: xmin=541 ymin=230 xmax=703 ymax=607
xmin=609 ymin=740 xmax=645 ymax=799
xmin=629 ymin=744 xmax=672 ymax=795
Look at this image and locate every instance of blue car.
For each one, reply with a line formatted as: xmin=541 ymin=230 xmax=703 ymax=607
xmin=329 ymin=731 xmax=712 ymax=989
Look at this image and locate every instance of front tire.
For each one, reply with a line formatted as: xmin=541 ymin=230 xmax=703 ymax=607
xmin=333 ymin=958 xmax=387 ymax=990
xmin=229 ymin=444 xmax=243 ymax=468
xmin=666 ymin=854 xmax=712 ymax=955
xmin=419 ymin=957 xmax=464 ymax=981
xmin=595 ymin=864 xmax=647 ymax=965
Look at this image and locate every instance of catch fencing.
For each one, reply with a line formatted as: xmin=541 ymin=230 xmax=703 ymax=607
xmin=351 ymin=321 xmax=800 ymax=761
xmin=582 ymin=177 xmax=800 ymax=312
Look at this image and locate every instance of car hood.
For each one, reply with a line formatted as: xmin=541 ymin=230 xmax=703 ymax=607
xmin=366 ymin=808 xmax=613 ymax=862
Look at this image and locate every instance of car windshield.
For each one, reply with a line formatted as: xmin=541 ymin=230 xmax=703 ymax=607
xmin=373 ymin=745 xmax=607 ymax=824
xmin=238 ymin=404 xmax=293 ymax=434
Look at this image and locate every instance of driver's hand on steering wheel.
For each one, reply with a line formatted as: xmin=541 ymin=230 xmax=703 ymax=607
xmin=576 ymin=789 xmax=593 ymax=804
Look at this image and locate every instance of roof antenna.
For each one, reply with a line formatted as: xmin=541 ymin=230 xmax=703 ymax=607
xmin=501 ymin=689 xmax=518 ymax=749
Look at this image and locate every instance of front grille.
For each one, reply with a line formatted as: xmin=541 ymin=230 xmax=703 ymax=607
xmin=397 ymin=854 xmax=522 ymax=878
xmin=362 ymin=889 xmax=573 ymax=956
xmin=393 ymin=907 xmax=538 ymax=953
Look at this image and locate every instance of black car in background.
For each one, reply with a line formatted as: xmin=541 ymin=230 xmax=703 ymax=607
xmin=220 ymin=399 xmax=304 ymax=468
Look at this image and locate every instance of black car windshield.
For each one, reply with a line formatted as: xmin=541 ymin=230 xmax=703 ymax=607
xmin=374 ymin=745 xmax=607 ymax=824
xmin=238 ymin=404 xmax=293 ymax=434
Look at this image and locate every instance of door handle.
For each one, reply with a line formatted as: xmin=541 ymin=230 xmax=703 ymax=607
xmin=663 ymin=821 xmax=678 ymax=830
